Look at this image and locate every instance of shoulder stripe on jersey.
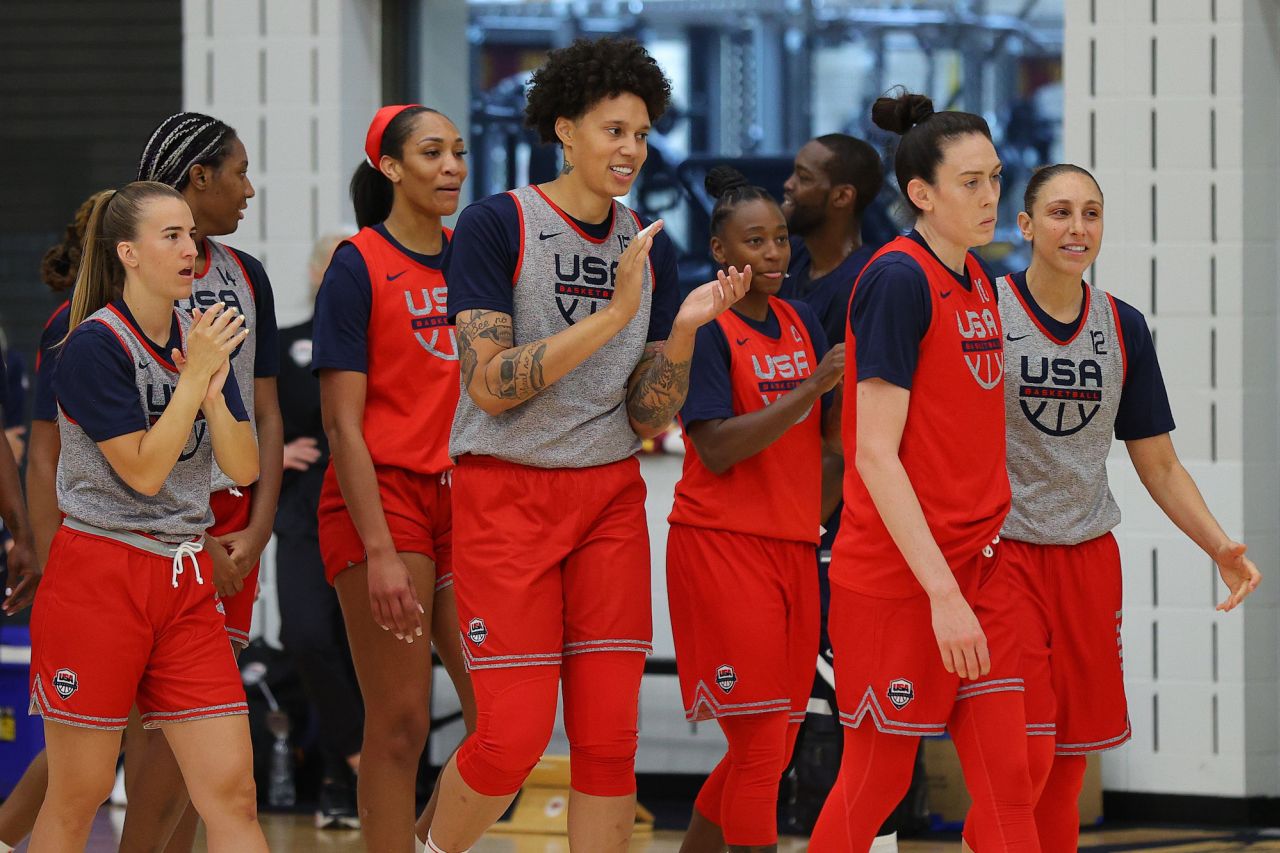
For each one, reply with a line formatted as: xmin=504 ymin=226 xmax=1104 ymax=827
xmin=508 ymin=191 xmax=525 ymax=286
xmin=626 ymin=208 xmax=655 ymax=291
xmin=225 ymin=245 xmax=257 ymax=301
xmin=103 ymin=305 xmax=178 ymax=372
xmin=529 ymin=184 xmax=612 ymax=245
xmin=43 ymin=301 xmax=71 ymax=331
xmin=1005 ymin=273 xmax=1091 ymax=346
xmin=1105 ymin=292 xmax=1128 ymax=385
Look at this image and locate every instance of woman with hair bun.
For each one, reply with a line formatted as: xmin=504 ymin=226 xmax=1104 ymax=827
xmin=668 ymin=166 xmax=843 ymax=853
xmin=311 ymin=104 xmax=475 ymax=852
xmin=811 ymin=90 xmax=1039 ymax=850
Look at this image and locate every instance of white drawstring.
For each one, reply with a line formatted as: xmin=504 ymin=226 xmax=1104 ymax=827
xmin=170 ymin=539 xmax=205 ymax=588
xmin=440 ymin=471 xmax=452 ymax=487
xmin=228 ymin=487 xmax=244 ymax=498
xmin=983 ymin=535 xmax=1001 ymax=559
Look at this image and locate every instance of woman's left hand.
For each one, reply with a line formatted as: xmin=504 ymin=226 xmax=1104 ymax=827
xmin=1214 ymin=539 xmax=1261 ymax=612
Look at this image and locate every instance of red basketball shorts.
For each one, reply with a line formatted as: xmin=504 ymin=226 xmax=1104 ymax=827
xmin=451 ymin=455 xmax=652 ymax=671
xmin=1004 ymin=533 xmax=1129 ymax=753
xmin=830 ymin=538 xmax=1022 ymax=735
xmin=29 ymin=524 xmax=247 ymax=730
xmin=317 ymin=464 xmax=453 ymax=589
xmin=667 ymin=524 xmax=817 ymax=723
xmin=209 ymin=486 xmax=257 ymax=647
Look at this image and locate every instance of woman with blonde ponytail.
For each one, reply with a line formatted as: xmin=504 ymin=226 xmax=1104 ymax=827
xmin=27 ymin=182 xmax=266 ymax=853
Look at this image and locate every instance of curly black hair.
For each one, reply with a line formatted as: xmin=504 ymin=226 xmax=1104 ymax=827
xmin=524 ymin=37 xmax=672 ymax=145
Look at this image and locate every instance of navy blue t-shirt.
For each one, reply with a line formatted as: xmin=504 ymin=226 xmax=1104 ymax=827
xmin=681 ymin=299 xmax=832 ymax=426
xmin=54 ymin=301 xmax=248 ymax=442
xmin=1007 ymin=270 xmax=1174 ymax=441
xmin=443 ymin=191 xmax=680 ymax=342
xmin=780 ymin=238 xmax=878 ymax=346
xmin=33 ymin=301 xmax=72 ymax=423
xmin=851 ymin=231 xmax=997 ymax=389
xmin=311 ymin=224 xmax=443 ymax=374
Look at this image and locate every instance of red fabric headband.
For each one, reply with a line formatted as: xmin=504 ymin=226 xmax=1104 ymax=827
xmin=364 ymin=104 xmax=422 ymax=168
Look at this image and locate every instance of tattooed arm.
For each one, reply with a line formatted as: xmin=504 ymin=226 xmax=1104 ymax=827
xmin=456 ymin=307 xmax=630 ymax=415
xmin=626 ymin=265 xmax=754 ymax=438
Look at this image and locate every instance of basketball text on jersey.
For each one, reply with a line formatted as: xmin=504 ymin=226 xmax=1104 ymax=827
xmin=956 ymin=277 xmax=1004 ymax=390
xmin=144 ymin=380 xmax=208 ymax=461
xmin=1017 ymin=355 xmax=1105 ymax=436
xmin=404 ymin=285 xmax=457 ymax=360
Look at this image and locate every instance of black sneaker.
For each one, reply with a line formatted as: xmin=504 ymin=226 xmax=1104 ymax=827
xmin=315 ymin=777 xmax=360 ymax=830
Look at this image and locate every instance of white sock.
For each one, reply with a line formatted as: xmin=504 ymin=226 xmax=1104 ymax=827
xmin=425 ymin=831 xmax=469 ymax=853
xmin=870 ymin=832 xmax=899 ymax=853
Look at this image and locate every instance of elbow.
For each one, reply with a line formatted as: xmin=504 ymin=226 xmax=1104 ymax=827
xmin=231 ymin=461 xmax=260 ymax=488
xmin=630 ymin=419 xmax=666 ymax=442
xmin=127 ymin=474 xmax=166 ymax=498
xmin=471 ymin=392 xmax=511 ymax=418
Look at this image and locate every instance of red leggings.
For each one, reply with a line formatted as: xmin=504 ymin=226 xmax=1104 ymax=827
xmin=455 ymin=651 xmax=644 ymax=797
xmin=810 ymin=692 xmax=1039 ymax=853
xmin=964 ymin=749 xmax=1087 ymax=853
xmin=693 ymin=713 xmax=801 ymax=846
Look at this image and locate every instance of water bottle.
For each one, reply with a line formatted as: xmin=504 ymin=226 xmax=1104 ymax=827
xmin=266 ymin=710 xmax=296 ymax=808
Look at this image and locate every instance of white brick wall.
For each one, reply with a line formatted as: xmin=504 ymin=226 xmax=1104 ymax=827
xmin=1067 ymin=0 xmax=1280 ymax=797
xmin=182 ymin=0 xmax=381 ymax=327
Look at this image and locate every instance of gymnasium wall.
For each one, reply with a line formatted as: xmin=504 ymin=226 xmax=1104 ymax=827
xmin=180 ymin=0 xmax=383 ymax=328
xmin=1064 ymin=0 xmax=1280 ymax=798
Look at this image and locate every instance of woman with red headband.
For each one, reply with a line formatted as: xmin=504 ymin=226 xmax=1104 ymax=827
xmin=312 ymin=105 xmax=474 ymax=852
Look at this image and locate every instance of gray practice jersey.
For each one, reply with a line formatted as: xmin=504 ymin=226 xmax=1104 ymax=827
xmin=998 ymin=274 xmax=1127 ymax=545
xmin=57 ymin=307 xmax=215 ymax=542
xmin=449 ymin=186 xmax=654 ymax=468
xmin=180 ymin=238 xmax=257 ymax=491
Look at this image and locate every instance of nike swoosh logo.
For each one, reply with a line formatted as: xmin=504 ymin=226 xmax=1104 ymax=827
xmin=1006 ymin=333 xmax=1030 ymax=342
xmin=539 ymin=231 xmax=562 ymax=241
xmin=939 ymin=290 xmax=953 ymax=299
xmin=137 ymin=361 xmax=150 ymax=370
xmin=387 ymin=271 xmax=407 ymax=281
xmin=735 ymin=337 xmax=749 ymax=346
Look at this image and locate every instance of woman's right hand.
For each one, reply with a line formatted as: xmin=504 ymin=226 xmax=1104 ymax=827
xmin=178 ymin=303 xmax=247 ymax=383
xmin=808 ymin=343 xmax=846 ymax=395
xmin=605 ymin=220 xmax=664 ymax=325
xmin=367 ymin=550 xmax=423 ymax=643
xmin=929 ymin=587 xmax=990 ymax=680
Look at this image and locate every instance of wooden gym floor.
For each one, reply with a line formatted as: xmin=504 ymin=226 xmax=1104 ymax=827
xmin=45 ymin=809 xmax=1280 ymax=852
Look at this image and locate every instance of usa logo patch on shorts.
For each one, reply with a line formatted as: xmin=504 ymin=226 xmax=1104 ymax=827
xmin=716 ymin=664 xmax=737 ymax=693
xmin=467 ymin=618 xmax=488 ymax=645
xmin=887 ymin=678 xmax=914 ymax=710
xmin=53 ymin=668 xmax=79 ymax=699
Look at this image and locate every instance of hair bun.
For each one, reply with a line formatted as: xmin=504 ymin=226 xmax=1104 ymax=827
xmin=871 ymin=90 xmax=935 ymax=135
xmin=704 ymin=165 xmax=750 ymax=200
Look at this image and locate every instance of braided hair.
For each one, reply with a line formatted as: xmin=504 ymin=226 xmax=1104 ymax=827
xmin=705 ymin=165 xmax=779 ymax=237
xmin=137 ymin=112 xmax=238 ymax=190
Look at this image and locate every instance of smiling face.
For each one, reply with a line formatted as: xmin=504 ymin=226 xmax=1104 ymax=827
xmin=710 ymin=198 xmax=790 ymax=296
xmin=557 ymin=92 xmax=651 ymax=200
xmin=1020 ymin=171 xmax=1104 ymax=278
xmin=118 ymin=195 xmax=199 ymax=301
xmin=384 ymin=110 xmax=468 ymax=218
xmin=908 ymin=132 xmax=1002 ymax=249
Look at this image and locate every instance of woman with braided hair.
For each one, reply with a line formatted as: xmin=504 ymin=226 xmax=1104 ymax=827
xmin=116 ymin=111 xmax=283 ymax=853
xmin=669 ymin=166 xmax=843 ymax=853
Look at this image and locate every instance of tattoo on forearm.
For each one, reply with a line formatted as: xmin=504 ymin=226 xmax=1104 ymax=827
xmin=488 ymin=342 xmax=548 ymax=400
xmin=626 ymin=343 xmax=692 ymax=431
xmin=457 ymin=310 xmax=513 ymax=389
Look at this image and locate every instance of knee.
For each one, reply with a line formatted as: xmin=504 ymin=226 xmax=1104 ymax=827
xmin=198 ymin=774 xmax=259 ymax=826
xmin=456 ymin=672 xmax=559 ymax=797
xmin=364 ymin=701 xmax=430 ymax=760
xmin=567 ymin=728 xmax=637 ymax=797
xmin=49 ymin=769 xmax=115 ymax=818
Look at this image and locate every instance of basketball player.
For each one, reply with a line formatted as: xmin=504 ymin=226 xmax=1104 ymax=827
xmin=425 ymin=37 xmax=748 ymax=853
xmin=0 ymin=192 xmax=114 ymax=853
xmin=961 ymin=165 xmax=1260 ymax=852
xmin=27 ymin=181 xmax=265 ymax=853
xmin=810 ymin=90 xmax=1039 ymax=851
xmin=124 ymin=111 xmax=282 ymax=853
xmin=312 ymin=105 xmax=475 ymax=852
xmin=670 ymin=166 xmax=842 ymax=853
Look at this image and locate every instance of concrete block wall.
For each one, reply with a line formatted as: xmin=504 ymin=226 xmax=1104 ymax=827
xmin=1065 ymin=0 xmax=1280 ymax=797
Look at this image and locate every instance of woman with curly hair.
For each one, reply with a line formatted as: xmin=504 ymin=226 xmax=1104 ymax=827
xmin=425 ymin=36 xmax=749 ymax=853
